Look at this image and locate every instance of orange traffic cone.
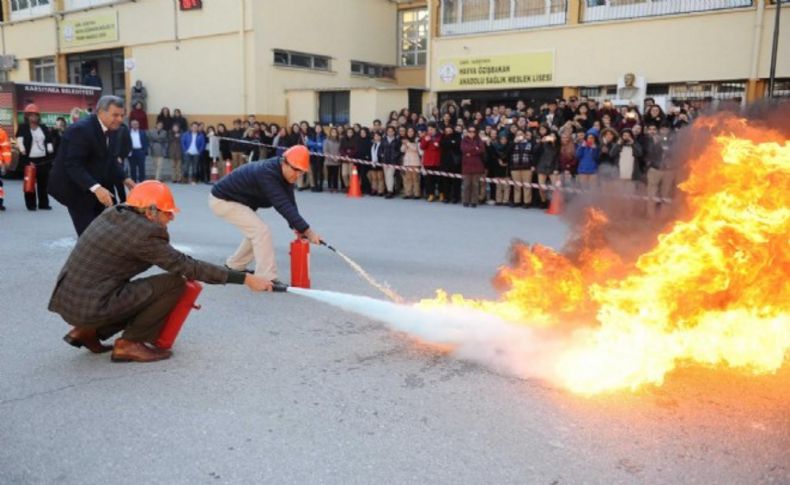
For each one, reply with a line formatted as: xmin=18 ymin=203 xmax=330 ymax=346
xmin=224 ymin=160 xmax=232 ymax=177
xmin=210 ymin=162 xmax=219 ymax=184
xmin=347 ymin=164 xmax=362 ymax=198
xmin=546 ymin=181 xmax=564 ymax=215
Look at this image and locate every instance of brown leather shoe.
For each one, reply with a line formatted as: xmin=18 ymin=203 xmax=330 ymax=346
xmin=63 ymin=327 xmax=113 ymax=354
xmin=111 ymin=338 xmax=172 ymax=363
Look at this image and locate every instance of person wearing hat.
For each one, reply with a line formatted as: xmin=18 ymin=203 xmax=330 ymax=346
xmin=49 ymin=180 xmax=273 ymax=363
xmin=15 ymin=103 xmax=55 ymax=211
xmin=209 ymin=145 xmax=322 ymax=283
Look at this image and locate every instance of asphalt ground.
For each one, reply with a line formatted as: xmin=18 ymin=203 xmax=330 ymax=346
xmin=0 ymin=179 xmax=787 ymax=485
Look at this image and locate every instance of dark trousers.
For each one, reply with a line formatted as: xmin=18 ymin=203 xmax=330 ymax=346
xmin=0 ymin=178 xmax=4 ymax=207
xmin=327 ymin=165 xmax=340 ymax=190
xmin=24 ymin=160 xmax=51 ymax=210
xmin=310 ymin=156 xmax=324 ymax=191
xmin=183 ymin=153 xmax=199 ymax=181
xmin=92 ymin=274 xmax=186 ymax=343
xmin=198 ymin=151 xmax=211 ymax=183
xmin=424 ymin=173 xmax=440 ymax=198
xmin=128 ymin=149 xmax=147 ymax=182
xmin=462 ymin=174 xmax=482 ymax=205
xmin=358 ymin=164 xmax=371 ymax=194
xmin=113 ymin=159 xmax=127 ymax=203
xmin=442 ymin=174 xmax=462 ymax=203
xmin=68 ymin=197 xmax=106 ymax=236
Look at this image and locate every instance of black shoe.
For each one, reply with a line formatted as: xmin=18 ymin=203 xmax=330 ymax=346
xmin=463 ymin=203 xmax=469 ymax=207
xmin=39 ymin=206 xmax=53 ymax=210
xmin=26 ymin=207 xmax=37 ymax=211
xmin=225 ymin=264 xmax=253 ymax=274
xmin=0 ymin=205 xmax=5 ymax=211
xmin=471 ymin=204 xmax=477 ymax=208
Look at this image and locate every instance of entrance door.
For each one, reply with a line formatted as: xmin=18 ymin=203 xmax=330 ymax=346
xmin=67 ymin=48 xmax=125 ymax=99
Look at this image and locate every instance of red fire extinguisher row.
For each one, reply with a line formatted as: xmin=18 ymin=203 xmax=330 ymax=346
xmin=290 ymin=235 xmax=310 ymax=289
xmin=23 ymin=164 xmax=37 ymax=193
xmin=155 ymin=280 xmax=203 ymax=350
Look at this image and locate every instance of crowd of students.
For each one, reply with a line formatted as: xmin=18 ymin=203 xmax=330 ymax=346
xmin=157 ymin=96 xmax=692 ymax=216
xmin=2 ymin=96 xmax=693 ymax=216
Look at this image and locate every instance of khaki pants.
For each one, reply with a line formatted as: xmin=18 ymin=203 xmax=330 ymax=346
xmin=231 ymin=151 xmax=245 ymax=170
xmin=495 ymin=179 xmax=510 ymax=204
xmin=171 ymin=155 xmax=182 ymax=183
xmin=208 ymin=194 xmax=277 ymax=280
xmin=368 ymin=170 xmax=385 ymax=194
xmin=403 ymin=169 xmax=421 ymax=198
xmin=383 ymin=166 xmax=397 ymax=193
xmin=341 ymin=163 xmax=352 ymax=188
xmin=646 ymin=167 xmax=676 ymax=218
xmin=511 ymin=169 xmax=532 ymax=205
xmin=153 ymin=156 xmax=165 ymax=181
xmin=537 ymin=173 xmax=556 ymax=202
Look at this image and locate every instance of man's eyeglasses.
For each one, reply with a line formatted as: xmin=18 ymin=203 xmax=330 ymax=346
xmin=286 ymin=162 xmax=305 ymax=174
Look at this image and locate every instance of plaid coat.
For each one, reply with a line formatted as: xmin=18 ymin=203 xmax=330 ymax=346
xmin=49 ymin=206 xmax=231 ymax=326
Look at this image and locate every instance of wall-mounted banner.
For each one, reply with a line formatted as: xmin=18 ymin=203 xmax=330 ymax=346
xmin=437 ymin=52 xmax=554 ymax=90
xmin=61 ymin=11 xmax=119 ymax=48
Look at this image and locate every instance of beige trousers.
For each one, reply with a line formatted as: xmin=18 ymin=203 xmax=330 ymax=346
xmin=403 ymin=169 xmax=421 ymax=197
xmin=153 ymin=156 xmax=165 ymax=181
xmin=511 ymin=169 xmax=532 ymax=205
xmin=646 ymin=167 xmax=676 ymax=218
xmin=208 ymin=194 xmax=277 ymax=280
xmin=537 ymin=173 xmax=556 ymax=202
xmin=368 ymin=170 xmax=385 ymax=194
xmin=231 ymin=151 xmax=245 ymax=170
xmin=341 ymin=163 xmax=352 ymax=188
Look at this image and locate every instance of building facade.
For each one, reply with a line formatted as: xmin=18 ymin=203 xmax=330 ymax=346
xmin=0 ymin=0 xmax=429 ymax=126
xmin=427 ymin=0 xmax=790 ymax=113
xmin=0 ymin=0 xmax=787 ymax=126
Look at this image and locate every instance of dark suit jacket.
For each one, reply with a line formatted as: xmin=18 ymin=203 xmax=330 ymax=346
xmin=48 ymin=206 xmax=232 ymax=326
xmin=48 ymin=114 xmax=125 ymax=208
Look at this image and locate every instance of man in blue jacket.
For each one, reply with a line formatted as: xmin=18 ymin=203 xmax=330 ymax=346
xmin=127 ymin=118 xmax=150 ymax=182
xmin=209 ymin=145 xmax=321 ymax=283
xmin=180 ymin=122 xmax=205 ymax=184
xmin=48 ymin=95 xmax=136 ymax=235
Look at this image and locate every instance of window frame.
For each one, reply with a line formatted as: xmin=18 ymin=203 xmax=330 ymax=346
xmin=273 ymin=49 xmax=332 ymax=72
xmin=10 ymin=0 xmax=52 ymax=21
xmin=398 ymin=7 xmax=429 ymax=67
xmin=30 ymin=56 xmax=57 ymax=84
xmin=349 ymin=60 xmax=397 ymax=80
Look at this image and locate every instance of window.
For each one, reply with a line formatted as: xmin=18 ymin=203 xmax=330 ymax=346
xmin=10 ymin=0 xmax=52 ymax=20
xmin=440 ymin=0 xmax=567 ymax=36
xmin=31 ymin=57 xmax=56 ymax=83
xmin=399 ymin=8 xmax=428 ymax=67
xmin=582 ymin=0 xmax=752 ymax=23
xmin=64 ymin=0 xmax=116 ymax=9
xmin=350 ymin=61 xmax=396 ymax=80
xmin=319 ymin=91 xmax=349 ymax=126
xmin=273 ymin=50 xmax=331 ymax=72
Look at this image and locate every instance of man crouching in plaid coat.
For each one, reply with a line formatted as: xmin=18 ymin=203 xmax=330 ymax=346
xmin=48 ymin=181 xmax=273 ymax=363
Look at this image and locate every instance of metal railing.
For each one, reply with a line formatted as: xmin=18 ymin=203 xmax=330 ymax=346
xmin=440 ymin=0 xmax=567 ymax=36
xmin=582 ymin=0 xmax=753 ymax=23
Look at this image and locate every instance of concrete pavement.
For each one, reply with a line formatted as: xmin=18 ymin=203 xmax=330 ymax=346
xmin=0 ymin=179 xmax=787 ymax=485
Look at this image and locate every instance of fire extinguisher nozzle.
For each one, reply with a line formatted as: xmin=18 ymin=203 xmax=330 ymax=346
xmin=272 ymin=281 xmax=289 ymax=293
xmin=319 ymin=240 xmax=337 ymax=253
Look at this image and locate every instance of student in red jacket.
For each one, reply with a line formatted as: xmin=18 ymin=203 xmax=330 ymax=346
xmin=460 ymin=126 xmax=485 ymax=208
xmin=419 ymin=122 xmax=442 ymax=202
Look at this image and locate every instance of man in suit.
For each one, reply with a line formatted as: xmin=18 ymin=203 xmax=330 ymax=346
xmin=49 ymin=181 xmax=273 ymax=363
xmin=48 ymin=95 xmax=136 ymax=235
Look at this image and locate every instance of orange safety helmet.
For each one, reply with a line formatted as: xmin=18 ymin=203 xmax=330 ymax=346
xmin=283 ymin=145 xmax=310 ymax=172
xmin=23 ymin=103 xmax=40 ymax=114
xmin=126 ymin=180 xmax=180 ymax=213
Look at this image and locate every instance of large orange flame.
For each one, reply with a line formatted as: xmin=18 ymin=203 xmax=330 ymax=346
xmin=419 ymin=114 xmax=790 ymax=394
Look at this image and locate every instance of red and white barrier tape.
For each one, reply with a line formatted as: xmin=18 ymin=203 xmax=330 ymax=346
xmin=215 ymin=136 xmax=673 ymax=203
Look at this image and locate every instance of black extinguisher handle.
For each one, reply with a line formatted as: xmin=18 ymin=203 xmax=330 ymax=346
xmin=319 ymin=240 xmax=337 ymax=253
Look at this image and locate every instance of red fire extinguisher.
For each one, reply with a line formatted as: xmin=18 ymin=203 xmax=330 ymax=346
xmin=224 ymin=160 xmax=232 ymax=176
xmin=23 ymin=163 xmax=36 ymax=193
xmin=155 ymin=280 xmax=203 ymax=350
xmin=290 ymin=235 xmax=310 ymax=288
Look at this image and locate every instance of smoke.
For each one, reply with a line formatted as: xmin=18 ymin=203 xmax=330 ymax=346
xmin=288 ymin=287 xmax=575 ymax=385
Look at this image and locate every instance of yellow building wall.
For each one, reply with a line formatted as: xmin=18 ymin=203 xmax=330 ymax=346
xmin=287 ymin=91 xmax=319 ymax=125
xmin=431 ymin=9 xmax=790 ymax=89
xmin=254 ymin=0 xmax=400 ymax=117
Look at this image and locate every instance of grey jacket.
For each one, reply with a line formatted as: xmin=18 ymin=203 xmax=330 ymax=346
xmin=323 ymin=138 xmax=341 ymax=166
xmin=49 ymin=206 xmax=232 ymax=326
xmin=148 ymin=129 xmax=170 ymax=157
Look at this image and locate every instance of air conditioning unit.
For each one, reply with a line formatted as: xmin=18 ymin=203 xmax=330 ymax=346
xmin=0 ymin=55 xmax=17 ymax=71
